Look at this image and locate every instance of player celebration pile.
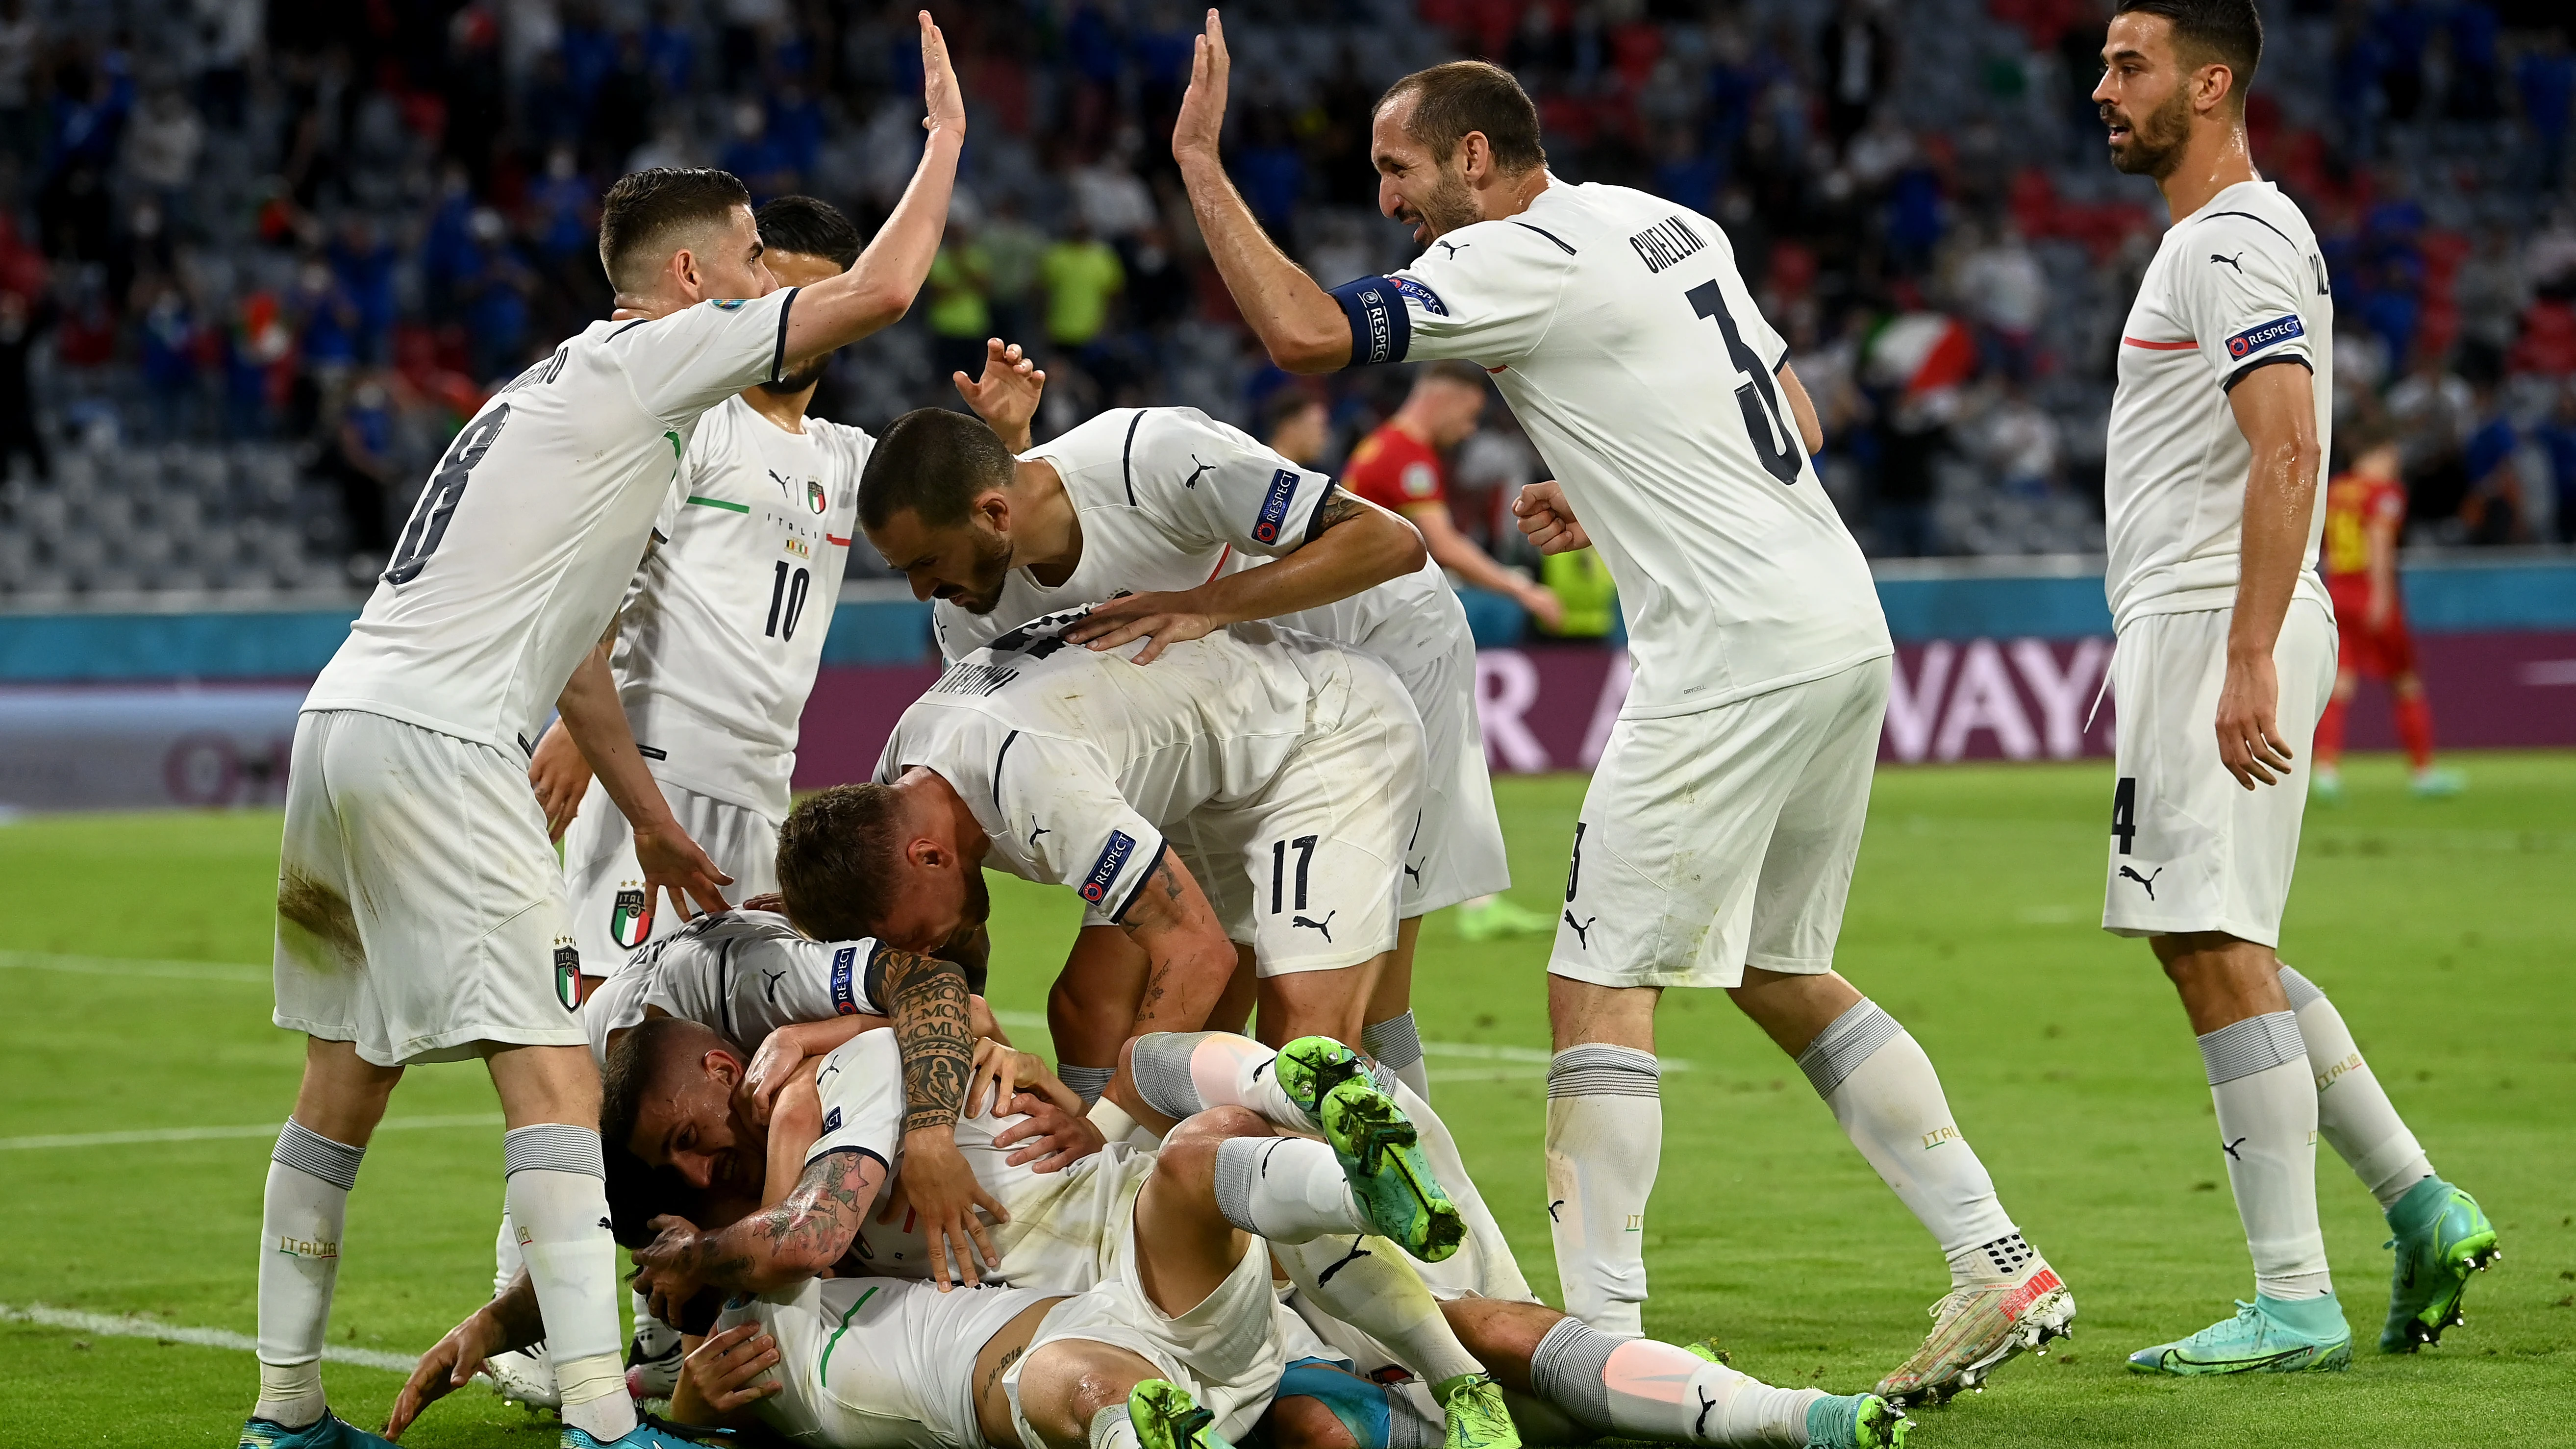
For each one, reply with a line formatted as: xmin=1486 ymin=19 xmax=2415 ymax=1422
xmin=240 ymin=9 xmax=2499 ymax=1449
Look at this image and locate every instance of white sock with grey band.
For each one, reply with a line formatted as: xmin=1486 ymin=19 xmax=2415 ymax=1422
xmin=1057 ymin=1063 xmax=1115 ymax=1110
xmin=1362 ymin=1011 xmax=1432 ymax=1102
xmin=254 ymin=1119 xmax=365 ymax=1428
xmin=1544 ymin=1045 xmax=1660 ymax=1337
xmin=1528 ymin=1315 xmax=1821 ymax=1445
xmin=2277 ymin=965 xmax=2436 ymax=1209
xmin=504 ymin=1123 xmax=634 ymax=1442
xmin=2201 ymin=1012 xmax=2333 ymax=1301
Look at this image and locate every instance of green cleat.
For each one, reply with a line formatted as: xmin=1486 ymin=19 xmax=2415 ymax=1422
xmin=1803 ymin=1394 xmax=1908 ymax=1449
xmin=2126 ymin=1297 xmax=2351 ymax=1375
xmin=1320 ymin=1078 xmax=1464 ymax=1262
xmin=240 ymin=1414 xmax=400 ymax=1449
xmin=1433 ymin=1373 xmax=1521 ymax=1449
xmin=1680 ymin=1338 xmax=1733 ymax=1366
xmin=2380 ymin=1176 xmax=2501 ymax=1352
xmin=1457 ymin=896 xmax=1553 ymax=941
xmin=1274 ymin=1035 xmax=1373 ymax=1129
xmin=1129 ymin=1378 xmax=1235 ymax=1449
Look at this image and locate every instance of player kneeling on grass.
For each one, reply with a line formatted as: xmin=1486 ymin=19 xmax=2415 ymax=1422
xmin=778 ymin=609 xmax=1427 ymax=1122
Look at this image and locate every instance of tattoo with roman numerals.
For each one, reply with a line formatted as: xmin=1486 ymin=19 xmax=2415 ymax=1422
xmin=878 ymin=947 xmax=976 ymax=1136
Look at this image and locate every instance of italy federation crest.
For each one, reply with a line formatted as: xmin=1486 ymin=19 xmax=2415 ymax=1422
xmin=806 ymin=478 xmax=827 ymax=514
xmin=553 ymin=940 xmax=589 ymax=1011
xmin=609 ymin=883 xmax=654 ymax=949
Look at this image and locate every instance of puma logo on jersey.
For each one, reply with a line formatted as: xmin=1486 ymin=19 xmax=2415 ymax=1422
xmin=2209 ymin=251 xmax=2245 ymax=272
xmin=1292 ymin=912 xmax=1337 ymax=942
xmin=762 ymin=968 xmax=788 ymax=1004
xmin=1402 ymin=862 xmax=1421 ymax=884
xmin=1563 ymin=911 xmax=1596 ymax=947
xmin=2222 ymin=1135 xmax=2248 ymax=1161
xmin=1181 ymin=455 xmax=1216 ymax=489
xmin=2118 ymin=865 xmax=2164 ymax=900
xmin=1435 ymin=239 xmax=1468 ymax=258
xmin=817 ymin=1061 xmax=841 ymax=1087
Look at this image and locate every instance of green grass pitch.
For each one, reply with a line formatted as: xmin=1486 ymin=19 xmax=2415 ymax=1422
xmin=2 ymin=752 xmax=2571 ymax=1447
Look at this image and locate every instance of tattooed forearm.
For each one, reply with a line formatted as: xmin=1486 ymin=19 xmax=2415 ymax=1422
xmin=694 ymin=1150 xmax=877 ymax=1292
xmin=883 ymin=947 xmax=976 ymax=1136
xmin=1312 ymin=491 xmax=1367 ymax=531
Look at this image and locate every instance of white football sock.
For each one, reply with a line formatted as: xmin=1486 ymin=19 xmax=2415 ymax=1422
xmin=1544 ymin=1046 xmax=1660 ymax=1337
xmin=1797 ymin=1000 xmax=2020 ymax=1279
xmin=254 ymin=1120 xmax=363 ymax=1428
xmin=492 ymin=1205 xmax=523 ymax=1297
xmin=2278 ymin=966 xmax=2436 ymax=1210
xmin=1212 ymin=1135 xmax=1371 ymax=1240
xmin=630 ymin=1285 xmax=680 ymax=1359
xmin=1273 ymin=1233 xmax=1486 ymax=1387
xmin=1363 ymin=1011 xmax=1432 ymax=1103
xmin=1530 ymin=1317 xmax=1821 ymax=1447
xmin=504 ymin=1124 xmax=635 ymax=1442
xmin=1089 ymin=1403 xmax=1139 ymax=1449
xmin=1129 ymin=1030 xmax=1307 ymax=1128
xmin=2201 ymin=1013 xmax=2333 ymax=1300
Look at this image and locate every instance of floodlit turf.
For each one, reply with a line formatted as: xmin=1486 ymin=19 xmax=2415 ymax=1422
xmin=2 ymin=752 xmax=2571 ymax=1448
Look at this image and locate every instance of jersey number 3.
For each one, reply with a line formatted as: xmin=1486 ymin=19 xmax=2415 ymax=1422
xmin=1684 ymin=282 xmax=1801 ymax=486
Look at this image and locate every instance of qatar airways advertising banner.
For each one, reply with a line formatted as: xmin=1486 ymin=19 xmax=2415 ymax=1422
xmin=0 ymin=634 xmax=2570 ymax=812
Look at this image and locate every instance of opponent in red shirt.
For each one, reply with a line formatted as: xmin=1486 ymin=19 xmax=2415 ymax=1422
xmin=2314 ymin=426 xmax=2461 ymax=799
xmin=1344 ymin=361 xmax=1562 ymax=629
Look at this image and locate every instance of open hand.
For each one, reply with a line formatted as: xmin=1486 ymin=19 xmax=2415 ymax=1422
xmin=992 ymin=1089 xmax=1109 ymax=1173
xmin=1513 ymin=480 xmax=1590 ymax=554
xmin=635 ymin=819 xmax=734 ymax=924
xmin=953 ymin=338 xmax=1045 ymax=452
xmin=526 ymin=721 xmax=593 ymax=843
xmin=683 ymin=1322 xmax=784 ymax=1414
xmin=385 ymin=1309 xmax=502 ymax=1439
xmin=632 ymin=1216 xmax=711 ymax=1324
xmin=1066 ymin=589 xmax=1218 ymax=664
xmin=1171 ymin=10 xmax=1231 ymax=164
xmin=917 ymin=10 xmax=963 ymax=140
xmin=890 ymin=1129 xmax=1007 ymax=1288
xmin=2215 ymin=651 xmax=2293 ymax=789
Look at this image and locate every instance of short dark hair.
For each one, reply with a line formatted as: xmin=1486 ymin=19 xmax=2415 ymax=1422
xmin=757 ymin=195 xmax=863 ymax=270
xmin=2114 ymin=0 xmax=2262 ymax=100
xmin=1417 ymin=359 xmax=1492 ymax=392
xmin=857 ymin=407 xmax=1017 ymax=534
xmin=1262 ymin=386 xmax=1325 ymax=436
xmin=776 ymin=784 xmax=907 ymax=943
xmin=597 ymin=167 xmax=752 ymax=294
xmin=600 ymin=1014 xmax=723 ymax=1159
xmin=1379 ymin=61 xmax=1547 ymax=174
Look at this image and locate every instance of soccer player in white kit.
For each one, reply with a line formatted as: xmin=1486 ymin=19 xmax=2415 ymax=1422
xmin=245 ymin=20 xmax=966 ymax=1449
xmin=1170 ymin=12 xmax=2062 ymax=1405
xmin=2088 ymin=0 xmax=2496 ymax=1376
xmin=527 ymin=197 xmax=876 ymax=971
xmin=857 ymin=394 xmax=1506 ymax=1108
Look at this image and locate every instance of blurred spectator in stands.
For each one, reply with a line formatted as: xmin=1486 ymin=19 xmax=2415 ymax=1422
xmin=1956 ymin=222 xmax=2049 ymax=380
xmin=1819 ymin=0 xmax=1892 ymax=158
xmin=1235 ymin=105 xmax=1307 ymax=249
xmin=2386 ymin=344 xmax=2475 ymax=524
xmin=36 ymin=53 xmax=123 ymax=265
xmin=0 ymin=0 xmax=33 ymax=167
xmin=589 ymin=28 xmax=656 ymax=174
xmin=1069 ymin=133 xmax=1157 ymax=241
xmin=926 ymin=209 xmax=995 ymax=385
xmin=458 ymin=207 xmax=534 ymax=383
xmin=225 ymin=287 xmax=292 ymax=440
xmin=331 ymin=217 xmax=400 ymax=368
xmin=1975 ymin=381 xmax=2060 ymax=499
xmin=2444 ymin=0 xmax=2501 ymax=122
xmin=2452 ymin=226 xmax=2530 ymax=374
xmin=0 ymin=287 xmax=49 ymax=479
xmin=292 ymin=257 xmax=362 ymax=420
xmin=135 ymin=277 xmax=203 ymax=442
xmin=2458 ymin=374 xmax=2528 ymax=545
xmin=1343 ymin=362 xmax=1562 ymax=632
xmin=122 ymin=85 xmax=201 ymax=225
xmin=720 ymin=99 xmax=795 ymax=200
xmin=2537 ymin=383 xmax=2576 ymax=544
xmin=1041 ymin=214 xmax=1123 ymax=353
xmin=319 ymin=375 xmax=399 ymax=572
xmin=981 ymin=195 xmax=1047 ymax=349
xmin=1261 ymin=387 xmax=1330 ymax=468
xmin=1873 ymin=398 xmax=1948 ymax=555
xmin=2519 ymin=28 xmax=2574 ymax=193
xmin=2376 ymin=0 xmax=2435 ymax=123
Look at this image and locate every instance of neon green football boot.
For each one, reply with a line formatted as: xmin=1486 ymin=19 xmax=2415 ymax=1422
xmin=1802 ymin=1394 xmax=1908 ymax=1449
xmin=2380 ymin=1176 xmax=2501 ymax=1352
xmin=1274 ymin=1034 xmax=1373 ymax=1129
xmin=1432 ymin=1373 xmax=1521 ymax=1449
xmin=1457 ymin=895 xmax=1553 ymax=941
xmin=1127 ymin=1378 xmax=1235 ymax=1449
xmin=1320 ymin=1078 xmax=1463 ymax=1262
xmin=2126 ymin=1296 xmax=2352 ymax=1375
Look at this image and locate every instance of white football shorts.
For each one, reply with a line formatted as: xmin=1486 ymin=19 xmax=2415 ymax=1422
xmin=563 ymin=776 xmax=780 ymax=975
xmin=274 ymin=708 xmax=586 ymax=1066
xmin=1388 ymin=620 xmax=1511 ymax=917
xmin=721 ymin=1274 xmax=1041 ymax=1449
xmin=1546 ymin=657 xmax=1890 ymax=991
xmin=2101 ymin=599 xmax=2335 ymax=948
xmin=1184 ymin=649 xmax=1424 ymax=977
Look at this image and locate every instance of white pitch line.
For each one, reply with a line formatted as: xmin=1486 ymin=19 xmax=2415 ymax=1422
xmin=0 ymin=949 xmax=267 ymax=983
xmin=1 ymin=1114 xmax=501 ymax=1152
xmin=1 ymin=1302 xmax=418 ymax=1373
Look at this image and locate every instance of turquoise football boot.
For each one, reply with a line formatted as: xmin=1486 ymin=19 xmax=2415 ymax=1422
xmin=2127 ymin=1296 xmax=2352 ymax=1375
xmin=239 ymin=1414 xmax=399 ymax=1449
xmin=1802 ymin=1394 xmax=1908 ymax=1449
xmin=2380 ymin=1176 xmax=2501 ymax=1352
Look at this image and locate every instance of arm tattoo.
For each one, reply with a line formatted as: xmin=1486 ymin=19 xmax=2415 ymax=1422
xmin=696 ymin=1149 xmax=875 ymax=1292
xmin=1313 ymin=491 xmax=1367 ymax=530
xmin=981 ymin=1345 xmax=1024 ymax=1400
xmin=882 ymin=947 xmax=976 ymax=1135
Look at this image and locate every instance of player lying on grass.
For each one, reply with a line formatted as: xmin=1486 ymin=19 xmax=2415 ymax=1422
xmin=2089 ymin=0 xmax=2497 ymax=1374
xmin=1169 ymin=9 xmax=2059 ymax=1406
xmin=250 ymin=18 xmax=968 ymax=1449
xmin=775 ymin=608 xmax=1428 ymax=1124
xmin=864 ymin=367 xmax=1512 ymax=1110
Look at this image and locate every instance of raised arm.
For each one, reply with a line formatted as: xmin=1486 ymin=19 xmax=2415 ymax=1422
xmin=2216 ymin=363 xmax=2324 ymax=790
xmin=554 ymin=639 xmax=733 ymax=919
xmin=1170 ymin=11 xmax=1351 ymax=373
xmin=778 ymin=11 xmax=964 ymax=364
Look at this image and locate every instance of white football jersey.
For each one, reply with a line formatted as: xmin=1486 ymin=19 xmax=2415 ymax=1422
xmin=878 ymin=611 xmax=1351 ymax=923
xmin=305 ymin=289 xmax=805 ymax=751
xmin=932 ymin=405 xmax=1465 ymax=714
xmin=581 ymin=906 xmax=887 ymax=1062
xmin=618 ymin=395 xmax=872 ymax=819
xmin=2103 ymin=179 xmax=2336 ymax=631
xmin=1329 ymin=180 xmax=1891 ymax=717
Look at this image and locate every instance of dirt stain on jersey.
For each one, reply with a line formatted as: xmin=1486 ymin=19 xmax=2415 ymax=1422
xmin=278 ymin=871 xmax=364 ymax=973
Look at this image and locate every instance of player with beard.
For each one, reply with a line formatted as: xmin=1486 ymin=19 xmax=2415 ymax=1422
xmin=1168 ymin=10 xmax=2061 ymax=1406
xmin=2091 ymin=0 xmax=2496 ymax=1375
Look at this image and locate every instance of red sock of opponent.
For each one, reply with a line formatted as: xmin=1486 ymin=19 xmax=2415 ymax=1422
xmin=2314 ymin=695 xmax=2350 ymax=769
xmin=2394 ymin=692 xmax=2436 ymax=770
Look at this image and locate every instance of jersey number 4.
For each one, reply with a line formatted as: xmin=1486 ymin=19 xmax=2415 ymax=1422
xmin=387 ymin=403 xmax=512 ymax=585
xmin=1684 ymin=282 xmax=1801 ymax=486
xmin=2110 ymin=776 xmax=2138 ymax=854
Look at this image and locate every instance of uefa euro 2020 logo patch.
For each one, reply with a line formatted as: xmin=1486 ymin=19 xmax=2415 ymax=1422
xmin=2226 ymin=315 xmax=2303 ymax=359
xmin=1081 ymin=830 xmax=1137 ymax=904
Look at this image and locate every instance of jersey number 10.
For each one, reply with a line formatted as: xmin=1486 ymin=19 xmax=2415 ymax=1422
xmin=1684 ymin=282 xmax=1801 ymax=486
xmin=766 ymin=561 xmax=811 ymax=641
